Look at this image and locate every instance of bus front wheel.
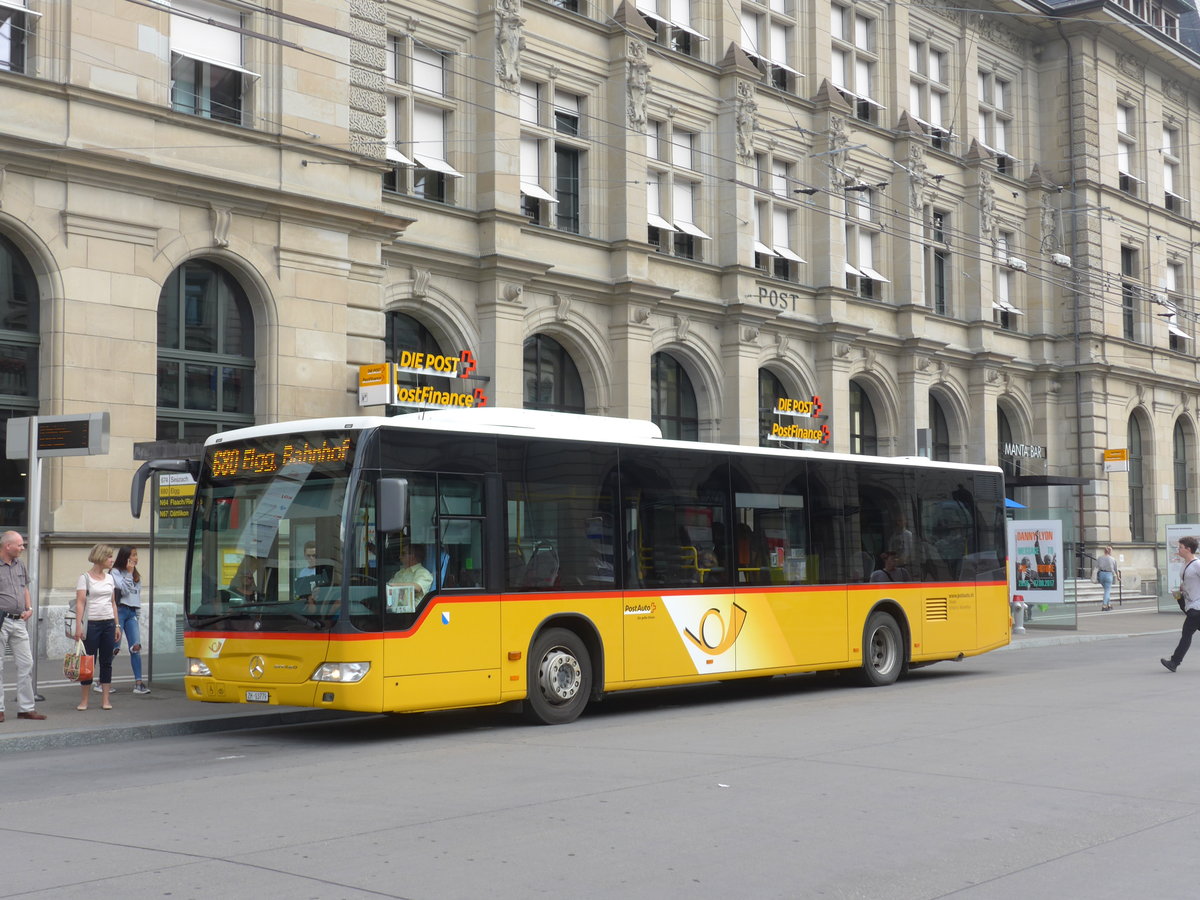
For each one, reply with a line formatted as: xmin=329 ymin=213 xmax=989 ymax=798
xmin=525 ymin=627 xmax=592 ymax=725
xmin=860 ymin=611 xmax=905 ymax=686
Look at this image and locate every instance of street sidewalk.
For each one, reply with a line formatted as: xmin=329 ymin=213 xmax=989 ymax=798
xmin=1003 ymin=597 xmax=1179 ymax=649
xmin=0 ymin=679 xmax=364 ymax=753
xmin=0 ymin=598 xmax=1183 ymax=752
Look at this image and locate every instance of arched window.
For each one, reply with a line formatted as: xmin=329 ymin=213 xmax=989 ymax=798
xmin=523 ymin=334 xmax=585 ymax=413
xmin=1128 ymin=414 xmax=1145 ymax=541
xmin=998 ymin=407 xmax=1019 ymax=481
xmin=1174 ymin=419 xmax=1189 ymax=517
xmin=929 ymin=395 xmax=950 ymax=461
xmin=651 ymin=352 xmax=698 ymax=441
xmin=0 ymin=233 xmax=39 ymax=528
xmin=386 ymin=312 xmax=453 ymax=412
xmin=157 ymin=260 xmax=254 ymax=441
xmin=758 ymin=369 xmax=786 ymax=448
xmin=849 ymin=381 xmax=877 ymax=455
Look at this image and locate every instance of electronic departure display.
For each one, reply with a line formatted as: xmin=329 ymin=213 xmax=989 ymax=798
xmin=207 ymin=436 xmax=354 ymax=479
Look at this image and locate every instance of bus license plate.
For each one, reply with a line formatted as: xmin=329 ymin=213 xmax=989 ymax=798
xmin=245 ymin=690 xmax=270 ymax=703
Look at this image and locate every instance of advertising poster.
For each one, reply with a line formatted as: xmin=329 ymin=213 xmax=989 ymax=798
xmin=1008 ymin=519 xmax=1064 ymax=604
xmin=1165 ymin=524 xmax=1200 ymax=592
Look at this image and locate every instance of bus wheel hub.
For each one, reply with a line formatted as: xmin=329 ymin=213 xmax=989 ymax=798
xmin=539 ymin=650 xmax=582 ymax=703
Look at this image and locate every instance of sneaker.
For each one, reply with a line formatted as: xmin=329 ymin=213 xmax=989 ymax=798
xmin=1162 ymin=658 xmax=1179 ymax=672
xmin=132 ymin=684 xmax=151 ymax=695
xmin=92 ymin=682 xmax=102 ymax=693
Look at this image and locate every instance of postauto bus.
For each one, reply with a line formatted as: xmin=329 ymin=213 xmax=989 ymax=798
xmin=133 ymin=408 xmax=1009 ymax=725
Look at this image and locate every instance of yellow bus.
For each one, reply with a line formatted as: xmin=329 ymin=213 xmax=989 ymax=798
xmin=134 ymin=408 xmax=1010 ymax=725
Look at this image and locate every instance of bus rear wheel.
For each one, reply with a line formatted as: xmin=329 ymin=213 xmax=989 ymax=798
xmin=860 ymin=611 xmax=904 ymax=686
xmin=525 ymin=627 xmax=592 ymax=725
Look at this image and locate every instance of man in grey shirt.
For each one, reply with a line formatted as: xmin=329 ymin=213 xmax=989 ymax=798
xmin=1162 ymin=535 xmax=1200 ymax=672
xmin=0 ymin=531 xmax=46 ymax=721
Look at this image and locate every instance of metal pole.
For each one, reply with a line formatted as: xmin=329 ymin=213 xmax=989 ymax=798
xmin=27 ymin=416 xmax=44 ymax=702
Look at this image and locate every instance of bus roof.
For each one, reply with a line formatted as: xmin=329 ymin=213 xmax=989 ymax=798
xmin=206 ymin=407 xmax=1002 ymax=475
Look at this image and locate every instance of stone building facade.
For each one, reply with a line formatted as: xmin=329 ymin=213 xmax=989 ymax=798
xmin=2 ymin=0 xmax=1200 ymax=601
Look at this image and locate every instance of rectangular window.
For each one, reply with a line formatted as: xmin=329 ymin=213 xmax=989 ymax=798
xmin=1164 ymin=125 xmax=1183 ymax=212
xmin=554 ymin=90 xmax=582 ymax=135
xmin=412 ymin=45 xmax=445 ymax=95
xmin=992 ymin=232 xmax=1022 ymax=329
xmin=520 ymin=80 xmax=540 ymax=123
xmin=0 ymin=0 xmax=38 ymax=74
xmin=1166 ymin=261 xmax=1190 ymax=351
xmin=671 ymin=129 xmax=695 ymax=170
xmin=637 ymin=0 xmax=706 ymax=58
xmin=500 ymin=440 xmax=619 ymax=592
xmin=646 ymin=119 xmax=662 ymax=161
xmin=910 ymin=41 xmax=951 ymax=150
xmin=1121 ymin=246 xmax=1139 ymax=341
xmin=771 ymin=159 xmax=790 ymax=197
xmin=555 ymin=145 xmax=581 ymax=233
xmin=169 ymin=0 xmax=255 ymax=125
xmin=520 ymin=137 xmax=557 ymax=222
xmin=926 ymin=209 xmax=950 ymax=314
xmin=1117 ymin=103 xmax=1139 ymax=196
xmin=830 ymin=4 xmax=880 ymax=122
xmin=412 ymin=103 xmax=461 ymax=201
xmin=978 ymin=70 xmax=1014 ymax=173
xmin=672 ymin=181 xmax=708 ymax=258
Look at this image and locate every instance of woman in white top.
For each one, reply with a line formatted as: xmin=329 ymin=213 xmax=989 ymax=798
xmin=1095 ymin=545 xmax=1120 ymax=611
xmin=74 ymin=543 xmax=120 ymax=710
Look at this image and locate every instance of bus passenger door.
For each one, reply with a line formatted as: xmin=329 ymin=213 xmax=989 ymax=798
xmin=380 ymin=474 xmax=501 ymax=711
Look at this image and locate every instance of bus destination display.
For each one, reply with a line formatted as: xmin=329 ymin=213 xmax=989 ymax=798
xmin=208 ymin=437 xmax=353 ymax=478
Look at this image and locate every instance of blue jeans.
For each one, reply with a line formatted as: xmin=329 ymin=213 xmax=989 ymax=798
xmin=83 ymin=619 xmax=116 ymax=686
xmin=118 ymin=604 xmax=143 ymax=682
xmin=1098 ymin=570 xmax=1114 ymax=604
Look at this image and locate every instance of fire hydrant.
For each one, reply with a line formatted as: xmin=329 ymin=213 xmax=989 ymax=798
xmin=1011 ymin=594 xmax=1026 ymax=634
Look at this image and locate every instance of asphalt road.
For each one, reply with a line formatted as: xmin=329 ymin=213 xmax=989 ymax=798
xmin=3 ymin=632 xmax=1194 ymax=899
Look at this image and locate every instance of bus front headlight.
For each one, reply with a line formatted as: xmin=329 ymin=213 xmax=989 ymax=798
xmin=312 ymin=662 xmax=370 ymax=683
xmin=186 ymin=659 xmax=212 ymax=677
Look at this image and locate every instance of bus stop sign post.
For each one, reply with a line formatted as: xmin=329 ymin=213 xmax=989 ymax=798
xmin=6 ymin=413 xmax=110 ymax=700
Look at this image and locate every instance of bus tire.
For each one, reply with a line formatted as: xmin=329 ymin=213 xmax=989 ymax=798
xmin=859 ymin=611 xmax=904 ymax=687
xmin=524 ymin=627 xmax=592 ymax=725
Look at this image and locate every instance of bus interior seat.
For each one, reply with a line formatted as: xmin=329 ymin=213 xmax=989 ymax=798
xmin=524 ymin=542 xmax=559 ymax=587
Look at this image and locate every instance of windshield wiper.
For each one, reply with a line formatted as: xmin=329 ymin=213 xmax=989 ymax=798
xmin=192 ymin=606 xmax=331 ymax=629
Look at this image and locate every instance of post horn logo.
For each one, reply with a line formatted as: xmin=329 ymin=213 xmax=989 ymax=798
xmin=683 ymin=603 xmax=748 ymax=655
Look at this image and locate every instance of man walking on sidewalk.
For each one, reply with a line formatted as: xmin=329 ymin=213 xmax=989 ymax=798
xmin=1162 ymin=535 xmax=1200 ymax=672
xmin=0 ymin=531 xmax=46 ymax=721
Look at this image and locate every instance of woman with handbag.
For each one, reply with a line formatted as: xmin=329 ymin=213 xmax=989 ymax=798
xmin=111 ymin=546 xmax=149 ymax=695
xmin=1096 ymin=546 xmax=1120 ymax=611
xmin=74 ymin=544 xmax=120 ymax=710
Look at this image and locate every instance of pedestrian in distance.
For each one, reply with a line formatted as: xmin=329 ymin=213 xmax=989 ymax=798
xmin=111 ymin=546 xmax=150 ymax=695
xmin=74 ymin=544 xmax=120 ymax=710
xmin=1162 ymin=535 xmax=1200 ymax=672
xmin=0 ymin=531 xmax=46 ymax=722
xmin=1096 ymin=545 xmax=1120 ymax=611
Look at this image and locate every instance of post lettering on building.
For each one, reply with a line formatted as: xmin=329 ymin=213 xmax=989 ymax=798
xmin=766 ymin=395 xmax=829 ymax=445
xmin=359 ymin=350 xmax=490 ymax=410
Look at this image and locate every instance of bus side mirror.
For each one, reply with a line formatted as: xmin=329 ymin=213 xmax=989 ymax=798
xmin=377 ymin=478 xmax=408 ymax=534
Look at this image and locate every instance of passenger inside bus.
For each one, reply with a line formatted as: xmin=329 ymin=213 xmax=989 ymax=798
xmin=387 ymin=543 xmax=434 ymax=603
xmin=870 ymin=550 xmax=912 ymax=583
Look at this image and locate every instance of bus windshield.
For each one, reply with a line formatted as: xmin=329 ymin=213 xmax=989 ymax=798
xmin=187 ymin=431 xmax=360 ymax=630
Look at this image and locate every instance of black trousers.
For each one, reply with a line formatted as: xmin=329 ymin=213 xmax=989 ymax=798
xmin=1170 ymin=608 xmax=1200 ymax=666
xmin=83 ymin=619 xmax=116 ymax=685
